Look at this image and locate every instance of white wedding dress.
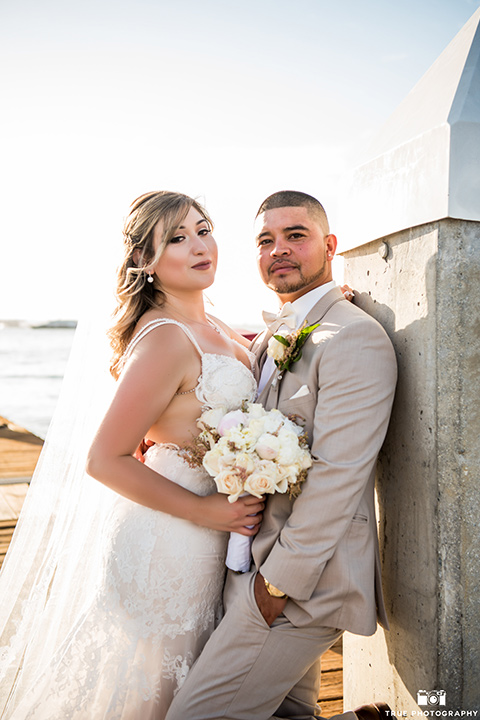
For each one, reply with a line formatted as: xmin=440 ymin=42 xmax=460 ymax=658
xmin=1 ymin=319 xmax=257 ymax=720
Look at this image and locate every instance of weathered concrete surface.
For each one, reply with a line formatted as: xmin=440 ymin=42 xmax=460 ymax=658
xmin=341 ymin=219 xmax=480 ymax=714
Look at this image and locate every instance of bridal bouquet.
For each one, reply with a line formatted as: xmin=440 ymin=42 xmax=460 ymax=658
xmin=181 ymin=402 xmax=312 ymax=572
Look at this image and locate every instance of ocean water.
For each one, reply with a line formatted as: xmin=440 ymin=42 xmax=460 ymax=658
xmin=0 ymin=325 xmax=76 ymax=439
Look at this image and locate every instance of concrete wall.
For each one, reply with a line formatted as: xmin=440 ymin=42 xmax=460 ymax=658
xmin=341 ymin=219 xmax=480 ymax=714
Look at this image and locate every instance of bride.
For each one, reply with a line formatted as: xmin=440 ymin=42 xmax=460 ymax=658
xmin=0 ymin=191 xmax=263 ymax=719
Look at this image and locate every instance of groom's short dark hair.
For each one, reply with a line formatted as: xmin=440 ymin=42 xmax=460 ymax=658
xmin=256 ymin=190 xmax=330 ymax=235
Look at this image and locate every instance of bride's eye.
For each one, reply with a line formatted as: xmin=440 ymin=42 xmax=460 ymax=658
xmin=169 ymin=235 xmax=185 ymax=244
xmin=198 ymin=227 xmax=210 ymax=237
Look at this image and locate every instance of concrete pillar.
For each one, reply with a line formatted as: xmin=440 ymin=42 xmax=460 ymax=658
xmin=338 ymin=8 xmax=480 ymax=715
xmin=341 ymin=220 xmax=480 ymax=714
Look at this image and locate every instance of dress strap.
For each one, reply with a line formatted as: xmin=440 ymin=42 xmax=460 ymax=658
xmin=123 ymin=319 xmax=204 ymax=364
xmin=207 ymin=316 xmax=256 ymax=374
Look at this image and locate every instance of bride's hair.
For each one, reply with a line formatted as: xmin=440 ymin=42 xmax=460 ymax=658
xmin=109 ymin=191 xmax=212 ymax=378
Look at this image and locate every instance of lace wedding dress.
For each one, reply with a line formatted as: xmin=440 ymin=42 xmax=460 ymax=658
xmin=0 ymin=319 xmax=257 ymax=720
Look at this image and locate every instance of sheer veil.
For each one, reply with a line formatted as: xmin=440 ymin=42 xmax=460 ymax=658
xmin=0 ymin=281 xmax=120 ymax=716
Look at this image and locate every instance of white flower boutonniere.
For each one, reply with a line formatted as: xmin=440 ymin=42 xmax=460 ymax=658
xmin=267 ymin=321 xmax=320 ymax=375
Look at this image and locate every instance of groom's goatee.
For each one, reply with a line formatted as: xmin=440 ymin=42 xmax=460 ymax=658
xmin=267 ymin=264 xmax=327 ymax=294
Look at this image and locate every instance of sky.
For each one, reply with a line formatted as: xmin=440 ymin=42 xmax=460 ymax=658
xmin=1 ymin=0 xmax=479 ymax=327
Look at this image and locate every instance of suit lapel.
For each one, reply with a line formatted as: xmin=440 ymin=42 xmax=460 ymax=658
xmin=302 ymin=286 xmax=346 ymax=328
xmin=254 ymin=286 xmax=347 ymax=404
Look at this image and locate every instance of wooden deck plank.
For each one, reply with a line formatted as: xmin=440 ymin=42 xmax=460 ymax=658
xmin=0 ymin=483 xmax=29 ymax=518
xmin=320 ymin=697 xmax=344 ymax=716
xmin=319 ymin=638 xmax=343 ymax=715
xmin=0 ymin=416 xmax=43 ymax=480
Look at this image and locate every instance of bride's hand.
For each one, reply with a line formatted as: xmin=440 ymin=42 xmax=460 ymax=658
xmin=197 ymin=493 xmax=264 ymax=535
xmin=341 ymin=284 xmax=355 ymax=302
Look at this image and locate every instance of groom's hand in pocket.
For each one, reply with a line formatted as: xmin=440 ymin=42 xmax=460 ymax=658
xmin=254 ymin=572 xmax=287 ymax=626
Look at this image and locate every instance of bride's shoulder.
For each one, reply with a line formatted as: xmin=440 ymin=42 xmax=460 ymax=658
xmin=207 ymin=314 xmax=250 ymax=348
xmin=126 ymin=313 xmax=194 ymax=359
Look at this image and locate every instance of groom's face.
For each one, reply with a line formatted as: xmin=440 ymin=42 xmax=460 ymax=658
xmin=255 ymin=206 xmax=337 ymax=303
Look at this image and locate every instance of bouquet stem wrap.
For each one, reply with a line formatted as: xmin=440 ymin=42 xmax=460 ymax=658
xmin=225 ymin=531 xmax=253 ymax=572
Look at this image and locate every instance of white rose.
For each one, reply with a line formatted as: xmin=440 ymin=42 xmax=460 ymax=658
xmin=214 ymin=469 xmax=245 ymax=503
xmin=273 ymin=466 xmax=291 ymax=494
xmin=246 ymin=417 xmax=268 ymax=442
xmin=221 ymin=427 xmax=249 ymax=452
xmin=245 ymin=403 xmax=266 ymax=420
xmin=277 ymin=428 xmax=304 ymax=465
xmin=197 ymin=406 xmax=227 ymax=432
xmin=267 ymin=335 xmax=287 ymax=364
xmin=214 ymin=439 xmax=237 ymax=469
xmin=262 ymin=409 xmax=285 ymax=434
xmin=255 ymin=432 xmax=281 ymax=461
xmin=276 ymin=464 xmax=299 ymax=489
xmin=283 ymin=416 xmax=305 ymax=436
xmin=244 ymin=462 xmax=278 ymax=498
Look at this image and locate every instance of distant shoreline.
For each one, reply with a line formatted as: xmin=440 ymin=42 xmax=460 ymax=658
xmin=0 ymin=319 xmax=78 ymax=329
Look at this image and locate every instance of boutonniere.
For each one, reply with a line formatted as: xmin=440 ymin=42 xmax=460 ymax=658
xmin=267 ymin=321 xmax=321 ymax=376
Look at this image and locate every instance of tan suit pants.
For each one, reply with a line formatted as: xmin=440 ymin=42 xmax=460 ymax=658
xmin=165 ymin=570 xmax=355 ymax=720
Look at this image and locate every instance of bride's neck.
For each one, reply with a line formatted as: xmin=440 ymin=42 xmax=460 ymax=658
xmin=162 ymin=292 xmax=209 ymax=325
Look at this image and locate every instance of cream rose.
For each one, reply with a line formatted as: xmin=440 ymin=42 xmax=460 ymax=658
xmin=214 ymin=469 xmax=246 ymax=503
xmin=299 ymin=449 xmax=313 ymax=470
xmin=234 ymin=452 xmax=256 ymax=474
xmin=244 ymin=462 xmax=278 ymax=498
xmin=202 ymin=446 xmax=224 ymax=476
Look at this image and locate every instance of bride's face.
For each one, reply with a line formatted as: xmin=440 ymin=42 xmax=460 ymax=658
xmin=152 ymin=206 xmax=218 ymax=294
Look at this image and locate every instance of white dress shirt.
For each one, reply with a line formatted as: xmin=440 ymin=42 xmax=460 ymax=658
xmin=257 ymin=281 xmax=337 ymax=395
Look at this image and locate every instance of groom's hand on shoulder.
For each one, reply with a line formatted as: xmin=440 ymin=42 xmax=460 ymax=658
xmin=254 ymin=572 xmax=287 ymax=627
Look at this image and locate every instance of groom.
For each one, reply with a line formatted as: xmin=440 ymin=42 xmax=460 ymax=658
xmin=166 ymin=191 xmax=397 ymax=720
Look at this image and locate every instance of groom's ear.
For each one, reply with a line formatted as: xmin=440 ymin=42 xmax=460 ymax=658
xmin=325 ymin=234 xmax=337 ymax=259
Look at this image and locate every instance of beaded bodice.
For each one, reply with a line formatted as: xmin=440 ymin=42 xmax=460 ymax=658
xmin=122 ymin=318 xmax=257 ymax=411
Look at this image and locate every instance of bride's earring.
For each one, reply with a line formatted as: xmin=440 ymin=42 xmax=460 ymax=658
xmin=147 ymin=272 xmax=154 ymax=283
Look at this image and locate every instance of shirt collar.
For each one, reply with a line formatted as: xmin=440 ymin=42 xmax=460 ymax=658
xmin=289 ymin=281 xmax=337 ymax=327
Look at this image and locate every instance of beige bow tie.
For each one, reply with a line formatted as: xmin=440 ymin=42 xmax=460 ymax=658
xmin=262 ymin=302 xmax=297 ymax=335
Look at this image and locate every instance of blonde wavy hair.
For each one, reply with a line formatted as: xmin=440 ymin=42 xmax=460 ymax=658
xmin=109 ymin=191 xmax=212 ymax=378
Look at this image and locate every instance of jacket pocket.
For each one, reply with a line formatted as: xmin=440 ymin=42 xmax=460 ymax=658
xmin=352 ymin=513 xmax=368 ymax=524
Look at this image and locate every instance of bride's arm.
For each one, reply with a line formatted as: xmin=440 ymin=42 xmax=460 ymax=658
xmin=86 ymin=324 xmax=263 ymax=535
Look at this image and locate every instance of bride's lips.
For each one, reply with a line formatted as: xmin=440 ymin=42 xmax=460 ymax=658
xmin=192 ymin=260 xmax=212 ymax=270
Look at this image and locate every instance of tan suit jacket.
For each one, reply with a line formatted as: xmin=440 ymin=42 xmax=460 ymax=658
xmin=251 ymin=286 xmax=397 ymax=636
